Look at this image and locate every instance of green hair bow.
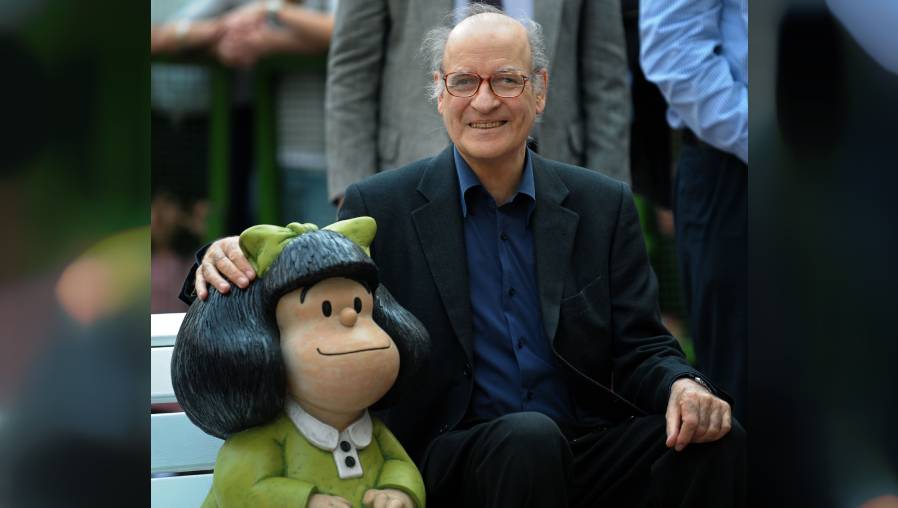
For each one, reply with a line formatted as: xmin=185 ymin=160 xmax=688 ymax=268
xmin=239 ymin=216 xmax=377 ymax=277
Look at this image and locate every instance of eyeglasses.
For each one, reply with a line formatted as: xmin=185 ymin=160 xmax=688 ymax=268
xmin=443 ymin=72 xmax=531 ymax=98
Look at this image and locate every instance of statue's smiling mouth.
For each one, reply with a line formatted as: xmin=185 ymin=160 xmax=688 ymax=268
xmin=316 ymin=344 xmax=391 ymax=356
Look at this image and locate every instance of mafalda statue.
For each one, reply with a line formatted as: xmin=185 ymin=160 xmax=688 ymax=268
xmin=172 ymin=217 xmax=428 ymax=508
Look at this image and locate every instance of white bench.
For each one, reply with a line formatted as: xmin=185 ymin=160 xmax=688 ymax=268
xmin=151 ymin=313 xmax=222 ymax=508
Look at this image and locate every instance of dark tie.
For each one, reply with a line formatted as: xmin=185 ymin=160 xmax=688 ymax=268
xmin=474 ymin=0 xmax=503 ymax=9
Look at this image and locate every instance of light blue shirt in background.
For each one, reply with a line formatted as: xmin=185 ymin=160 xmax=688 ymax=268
xmin=640 ymin=0 xmax=748 ymax=163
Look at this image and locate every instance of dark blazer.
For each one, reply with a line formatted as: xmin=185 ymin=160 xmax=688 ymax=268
xmin=339 ymin=146 xmax=712 ymax=464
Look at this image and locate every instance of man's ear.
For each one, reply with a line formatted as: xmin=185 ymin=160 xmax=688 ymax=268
xmin=535 ymin=69 xmax=548 ymax=114
xmin=434 ymin=71 xmax=444 ymax=113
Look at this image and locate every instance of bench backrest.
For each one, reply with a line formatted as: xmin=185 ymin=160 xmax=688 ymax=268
xmin=151 ymin=312 xmax=221 ymax=508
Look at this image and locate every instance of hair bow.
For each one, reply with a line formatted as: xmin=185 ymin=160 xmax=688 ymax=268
xmin=239 ymin=216 xmax=377 ymax=277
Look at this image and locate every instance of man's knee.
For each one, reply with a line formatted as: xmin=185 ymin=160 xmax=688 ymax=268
xmin=494 ymin=412 xmax=565 ymax=445
xmin=483 ymin=412 xmax=571 ymax=466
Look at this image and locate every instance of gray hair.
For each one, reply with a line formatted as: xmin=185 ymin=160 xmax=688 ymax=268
xmin=422 ymin=4 xmax=549 ymax=102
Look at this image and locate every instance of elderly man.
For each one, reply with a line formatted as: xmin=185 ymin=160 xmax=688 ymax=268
xmin=184 ymin=6 xmax=745 ymax=507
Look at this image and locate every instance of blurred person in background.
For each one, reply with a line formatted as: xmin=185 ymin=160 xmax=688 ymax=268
xmin=150 ymin=0 xmax=336 ymax=311
xmin=325 ymin=0 xmax=631 ymax=206
xmin=640 ymin=0 xmax=748 ymax=424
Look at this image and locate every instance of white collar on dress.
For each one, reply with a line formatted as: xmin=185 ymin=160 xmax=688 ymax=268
xmin=285 ymin=398 xmax=372 ymax=451
xmin=285 ymin=399 xmax=373 ymax=479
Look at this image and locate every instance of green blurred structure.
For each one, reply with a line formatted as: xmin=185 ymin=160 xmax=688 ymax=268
xmin=152 ymin=55 xmax=327 ymax=240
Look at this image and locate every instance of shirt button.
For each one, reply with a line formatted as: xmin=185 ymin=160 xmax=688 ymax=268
xmin=526 ymin=391 xmax=534 ymax=401
xmin=345 ymin=456 xmax=356 ymax=468
xmin=462 ymin=368 xmax=470 ymax=378
xmin=340 ymin=441 xmax=351 ymax=452
xmin=508 ymin=287 xmax=516 ymax=297
xmin=500 ymin=232 xmax=509 ymax=241
xmin=517 ymin=338 xmax=524 ymax=349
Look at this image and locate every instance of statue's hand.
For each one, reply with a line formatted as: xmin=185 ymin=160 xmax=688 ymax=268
xmin=363 ymin=488 xmax=415 ymax=508
xmin=308 ymin=493 xmax=353 ymax=508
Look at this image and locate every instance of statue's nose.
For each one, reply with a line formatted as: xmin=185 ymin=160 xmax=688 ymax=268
xmin=339 ymin=306 xmax=358 ymax=327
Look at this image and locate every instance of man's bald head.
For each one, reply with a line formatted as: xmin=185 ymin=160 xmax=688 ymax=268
xmin=446 ymin=12 xmax=532 ymax=67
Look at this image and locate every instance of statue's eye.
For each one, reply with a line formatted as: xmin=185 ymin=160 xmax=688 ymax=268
xmin=354 ymin=297 xmax=362 ymax=313
xmin=322 ymin=301 xmax=332 ymax=317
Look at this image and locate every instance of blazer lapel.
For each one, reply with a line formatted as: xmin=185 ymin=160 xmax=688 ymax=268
xmin=532 ymin=155 xmax=579 ymax=342
xmin=411 ymin=147 xmax=475 ymax=365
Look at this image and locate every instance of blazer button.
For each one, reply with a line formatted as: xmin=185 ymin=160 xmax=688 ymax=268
xmin=340 ymin=440 xmax=351 ymax=452
xmin=462 ymin=368 xmax=470 ymax=378
xmin=345 ymin=456 xmax=356 ymax=468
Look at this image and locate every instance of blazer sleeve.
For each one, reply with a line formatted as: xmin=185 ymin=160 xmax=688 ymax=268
xmin=211 ymin=426 xmax=318 ymax=508
xmin=325 ymin=0 xmax=389 ymax=203
xmin=607 ymin=183 xmax=702 ymax=413
xmin=579 ymin=0 xmax=632 ymax=184
xmin=373 ymin=419 xmax=426 ymax=508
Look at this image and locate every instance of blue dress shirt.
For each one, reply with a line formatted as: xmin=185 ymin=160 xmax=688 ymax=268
xmin=453 ymin=147 xmax=578 ymax=426
xmin=640 ymin=0 xmax=748 ymax=163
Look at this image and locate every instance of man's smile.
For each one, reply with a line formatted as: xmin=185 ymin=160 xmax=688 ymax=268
xmin=468 ymin=120 xmax=507 ymax=129
xmin=316 ymin=344 xmax=392 ymax=356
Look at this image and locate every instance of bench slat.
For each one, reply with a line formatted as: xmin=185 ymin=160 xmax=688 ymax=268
xmin=151 ymin=347 xmax=176 ymax=403
xmin=152 ymin=312 xmax=185 ymax=347
xmin=151 ymin=473 xmax=213 ymax=508
xmin=152 ymin=412 xmax=222 ymax=473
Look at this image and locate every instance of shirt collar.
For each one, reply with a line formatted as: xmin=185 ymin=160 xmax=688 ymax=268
xmin=453 ymin=145 xmax=536 ymax=218
xmin=285 ymin=398 xmax=372 ymax=451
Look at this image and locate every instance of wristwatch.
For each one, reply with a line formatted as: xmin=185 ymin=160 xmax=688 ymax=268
xmin=691 ymin=376 xmax=712 ymax=393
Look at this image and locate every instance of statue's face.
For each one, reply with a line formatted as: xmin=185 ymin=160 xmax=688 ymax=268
xmin=276 ymin=277 xmax=399 ymax=418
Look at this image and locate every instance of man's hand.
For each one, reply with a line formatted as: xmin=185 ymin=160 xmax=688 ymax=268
xmin=195 ymin=236 xmax=256 ymax=300
xmin=308 ymin=494 xmax=352 ymax=508
xmin=363 ymin=488 xmax=415 ymax=508
xmin=665 ymin=378 xmax=732 ymax=452
xmin=214 ymin=27 xmax=263 ymax=68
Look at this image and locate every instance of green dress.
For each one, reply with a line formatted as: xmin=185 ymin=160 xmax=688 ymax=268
xmin=201 ymin=413 xmax=425 ymax=508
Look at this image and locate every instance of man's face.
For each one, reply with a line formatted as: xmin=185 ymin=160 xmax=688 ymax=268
xmin=436 ymin=15 xmax=547 ymax=170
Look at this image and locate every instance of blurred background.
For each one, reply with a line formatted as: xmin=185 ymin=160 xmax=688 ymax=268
xmin=0 ymin=0 xmax=149 ymax=504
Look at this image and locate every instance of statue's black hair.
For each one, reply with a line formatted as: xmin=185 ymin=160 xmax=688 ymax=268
xmin=172 ymin=230 xmax=429 ymax=439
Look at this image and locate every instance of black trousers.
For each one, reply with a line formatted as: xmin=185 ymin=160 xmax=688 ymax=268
xmin=421 ymin=412 xmax=746 ymax=508
xmin=673 ymin=136 xmax=748 ymax=425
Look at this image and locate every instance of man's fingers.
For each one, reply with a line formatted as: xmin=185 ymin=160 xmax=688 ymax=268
xmin=214 ymin=254 xmax=249 ymax=287
xmin=362 ymin=490 xmax=376 ymax=506
xmin=675 ymin=398 xmax=699 ymax=451
xmin=694 ymin=396 xmax=712 ymax=440
xmin=219 ymin=236 xmax=254 ymax=280
xmin=195 ymin=267 xmax=209 ymax=300
xmin=700 ymin=403 xmax=722 ymax=442
xmin=386 ymin=499 xmax=404 ymax=508
xmin=721 ymin=404 xmax=733 ymax=436
xmin=200 ymin=261 xmax=231 ymax=294
xmin=665 ymin=397 xmax=680 ymax=448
